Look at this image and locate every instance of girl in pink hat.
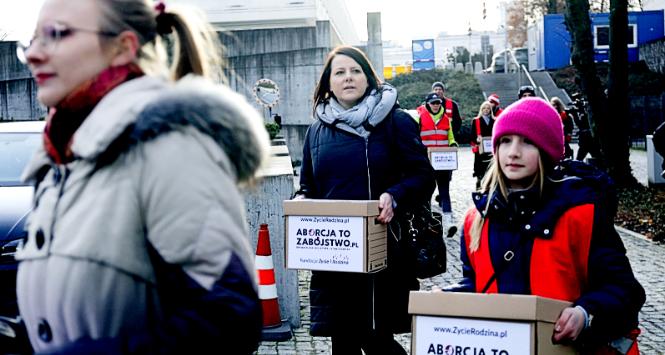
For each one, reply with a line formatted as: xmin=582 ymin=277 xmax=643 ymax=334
xmin=450 ymin=97 xmax=645 ymax=353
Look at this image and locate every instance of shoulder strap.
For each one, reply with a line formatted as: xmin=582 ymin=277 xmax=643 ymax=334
xmin=479 ymin=233 xmax=530 ymax=293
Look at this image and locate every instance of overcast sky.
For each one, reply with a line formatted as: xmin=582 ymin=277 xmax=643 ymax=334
xmin=1 ymin=0 xmax=501 ymax=45
xmin=345 ymin=0 xmax=501 ymax=46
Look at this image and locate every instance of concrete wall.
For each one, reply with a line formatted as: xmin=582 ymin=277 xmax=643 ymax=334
xmin=0 ymin=41 xmax=46 ymax=120
xmin=243 ymin=144 xmax=298 ymax=328
xmin=219 ymin=21 xmax=336 ymax=163
xmin=640 ymin=38 xmax=665 ymax=74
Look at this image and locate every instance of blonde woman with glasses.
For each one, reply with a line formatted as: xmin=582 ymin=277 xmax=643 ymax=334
xmin=15 ymin=0 xmax=268 ymax=353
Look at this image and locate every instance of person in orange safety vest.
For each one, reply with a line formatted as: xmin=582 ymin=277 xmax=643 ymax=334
xmin=414 ymin=92 xmax=458 ymax=237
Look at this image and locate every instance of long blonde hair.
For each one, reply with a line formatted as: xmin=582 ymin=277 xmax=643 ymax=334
xmin=97 ymin=0 xmax=225 ymax=82
xmin=478 ymin=101 xmax=494 ymax=119
xmin=468 ymin=148 xmax=546 ymax=252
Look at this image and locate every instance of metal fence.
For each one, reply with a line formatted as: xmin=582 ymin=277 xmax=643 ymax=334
xmin=629 ymin=94 xmax=665 ymax=148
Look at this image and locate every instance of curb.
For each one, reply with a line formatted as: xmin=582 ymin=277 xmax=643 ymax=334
xmin=615 ymin=225 xmax=654 ymax=243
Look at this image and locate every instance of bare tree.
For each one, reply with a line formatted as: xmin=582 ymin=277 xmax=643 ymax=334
xmin=507 ymin=1 xmax=528 ymax=47
xmin=564 ymin=0 xmax=638 ymax=187
xmin=524 ymin=0 xmax=643 ymax=20
xmin=606 ymin=0 xmax=638 ymax=186
xmin=522 ymin=0 xmax=566 ymax=23
xmin=563 ymin=1 xmax=607 ymax=160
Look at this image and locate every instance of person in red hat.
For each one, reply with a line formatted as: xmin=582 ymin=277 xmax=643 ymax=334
xmin=488 ymin=93 xmax=503 ymax=117
xmin=448 ymin=97 xmax=645 ymax=354
xmin=550 ymin=97 xmax=574 ymax=159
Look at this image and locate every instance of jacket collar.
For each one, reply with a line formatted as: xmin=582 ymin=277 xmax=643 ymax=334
xmin=472 ymin=184 xmax=554 ymax=239
xmin=71 ymin=76 xmax=167 ymax=160
xmin=22 ymin=76 xmax=166 ymax=181
xmin=471 ymin=161 xmax=611 ymax=239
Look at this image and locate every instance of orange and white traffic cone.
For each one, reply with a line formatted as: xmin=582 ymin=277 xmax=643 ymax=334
xmin=255 ymin=223 xmax=292 ymax=341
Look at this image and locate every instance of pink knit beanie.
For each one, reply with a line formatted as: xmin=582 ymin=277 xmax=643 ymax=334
xmin=492 ymin=97 xmax=564 ymax=163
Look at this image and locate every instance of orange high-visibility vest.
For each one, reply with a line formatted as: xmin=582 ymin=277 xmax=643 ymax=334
xmin=417 ymin=100 xmax=453 ymax=147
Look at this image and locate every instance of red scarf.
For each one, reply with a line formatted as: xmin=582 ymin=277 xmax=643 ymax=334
xmin=43 ymin=63 xmax=144 ymax=164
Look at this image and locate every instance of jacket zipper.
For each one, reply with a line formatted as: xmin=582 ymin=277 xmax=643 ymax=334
xmin=365 ymin=137 xmax=372 ymax=199
xmin=49 ymin=164 xmax=70 ymax=244
xmin=364 ymin=137 xmax=376 ymax=331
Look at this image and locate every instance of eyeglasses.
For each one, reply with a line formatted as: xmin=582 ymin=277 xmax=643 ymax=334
xmin=428 ymin=100 xmax=442 ymax=105
xmin=16 ymin=22 xmax=118 ymax=64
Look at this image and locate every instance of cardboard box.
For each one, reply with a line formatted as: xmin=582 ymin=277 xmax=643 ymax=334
xmin=408 ymin=291 xmax=576 ymax=355
xmin=428 ymin=147 xmax=458 ymax=170
xmin=479 ymin=137 xmax=493 ymax=154
xmin=283 ymin=200 xmax=387 ymax=273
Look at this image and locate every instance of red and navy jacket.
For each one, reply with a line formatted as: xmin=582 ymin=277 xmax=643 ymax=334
xmin=452 ymin=160 xmax=645 ymax=351
xmin=469 ymin=115 xmax=494 ymax=154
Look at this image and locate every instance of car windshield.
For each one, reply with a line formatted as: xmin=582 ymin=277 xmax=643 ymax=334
xmin=514 ymin=50 xmax=527 ymax=60
xmin=0 ymin=132 xmax=41 ymax=186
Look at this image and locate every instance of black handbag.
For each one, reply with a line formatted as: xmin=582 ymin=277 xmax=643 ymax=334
xmin=392 ymin=203 xmax=446 ymax=279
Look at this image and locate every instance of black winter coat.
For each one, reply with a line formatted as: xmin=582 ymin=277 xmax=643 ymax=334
xmin=299 ymin=106 xmax=435 ymax=336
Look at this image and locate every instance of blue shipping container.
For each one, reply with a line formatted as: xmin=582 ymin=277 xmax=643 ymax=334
xmin=530 ymin=10 xmax=664 ymax=70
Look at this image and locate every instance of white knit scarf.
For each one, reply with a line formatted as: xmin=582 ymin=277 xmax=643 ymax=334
xmin=314 ymin=84 xmax=398 ymax=138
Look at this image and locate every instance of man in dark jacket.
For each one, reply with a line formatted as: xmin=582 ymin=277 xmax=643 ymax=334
xmin=431 ymin=81 xmax=462 ymax=137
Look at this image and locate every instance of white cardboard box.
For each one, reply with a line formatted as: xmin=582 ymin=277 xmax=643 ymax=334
xmin=428 ymin=147 xmax=458 ymax=170
xmin=408 ymin=291 xmax=576 ymax=355
xmin=480 ymin=137 xmax=493 ymax=154
xmin=283 ymin=200 xmax=387 ymax=273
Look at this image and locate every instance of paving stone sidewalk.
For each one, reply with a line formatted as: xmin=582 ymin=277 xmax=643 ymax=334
xmin=257 ymin=147 xmax=664 ymax=354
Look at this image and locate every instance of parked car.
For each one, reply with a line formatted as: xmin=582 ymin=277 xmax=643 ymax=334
xmin=512 ymin=47 xmax=529 ymax=69
xmin=485 ymin=49 xmax=509 ymax=73
xmin=0 ymin=120 xmax=44 ymax=317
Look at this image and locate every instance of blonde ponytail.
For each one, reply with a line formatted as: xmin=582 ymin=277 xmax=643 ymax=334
xmin=97 ymin=0 xmax=225 ymax=82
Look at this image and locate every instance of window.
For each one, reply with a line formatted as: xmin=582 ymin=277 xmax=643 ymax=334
xmin=594 ymin=24 xmax=637 ymax=49
xmin=0 ymin=133 xmax=41 ymax=186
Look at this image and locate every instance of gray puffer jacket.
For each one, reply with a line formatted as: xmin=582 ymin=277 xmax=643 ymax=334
xmin=16 ymin=75 xmax=269 ymax=354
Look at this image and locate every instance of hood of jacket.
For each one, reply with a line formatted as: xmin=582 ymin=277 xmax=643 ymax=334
xmin=24 ymin=75 xmax=269 ymax=183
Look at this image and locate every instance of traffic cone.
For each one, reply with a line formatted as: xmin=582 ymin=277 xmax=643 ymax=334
xmin=255 ymin=224 xmax=292 ymax=341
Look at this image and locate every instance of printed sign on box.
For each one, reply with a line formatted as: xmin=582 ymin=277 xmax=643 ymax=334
xmin=480 ymin=137 xmax=493 ymax=154
xmin=428 ymin=147 xmax=458 ymax=170
xmin=408 ymin=292 xmax=576 ymax=355
xmin=414 ymin=315 xmax=531 ymax=355
xmin=283 ymin=200 xmax=387 ymax=273
xmin=286 ymin=215 xmax=364 ymax=272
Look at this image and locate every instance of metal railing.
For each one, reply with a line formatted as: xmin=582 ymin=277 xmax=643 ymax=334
xmin=503 ymin=49 xmax=549 ymax=101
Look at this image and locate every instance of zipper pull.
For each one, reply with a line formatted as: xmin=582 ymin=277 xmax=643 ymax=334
xmin=52 ymin=165 xmax=61 ymax=184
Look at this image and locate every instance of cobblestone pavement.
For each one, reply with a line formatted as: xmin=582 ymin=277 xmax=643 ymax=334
xmin=257 ymin=147 xmax=664 ymax=354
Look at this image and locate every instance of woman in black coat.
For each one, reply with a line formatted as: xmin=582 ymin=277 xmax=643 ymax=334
xmin=295 ymin=46 xmax=435 ymax=354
